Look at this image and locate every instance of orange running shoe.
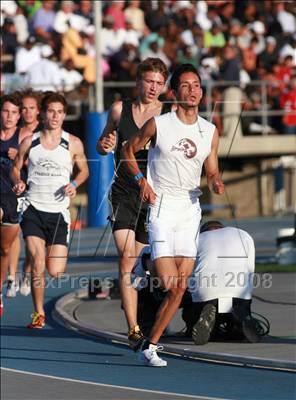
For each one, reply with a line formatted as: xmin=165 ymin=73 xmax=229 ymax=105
xmin=27 ymin=312 xmax=45 ymax=329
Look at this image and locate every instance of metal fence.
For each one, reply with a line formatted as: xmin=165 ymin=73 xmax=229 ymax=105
xmin=2 ymin=74 xmax=295 ymax=135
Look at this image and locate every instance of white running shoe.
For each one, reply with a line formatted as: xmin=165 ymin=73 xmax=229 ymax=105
xmin=20 ymin=275 xmax=31 ymax=296
xmin=139 ymin=344 xmax=167 ymax=367
xmin=6 ymin=277 xmax=19 ymax=298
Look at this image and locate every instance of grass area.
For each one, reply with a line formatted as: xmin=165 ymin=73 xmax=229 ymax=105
xmin=255 ymin=263 xmax=296 ymax=273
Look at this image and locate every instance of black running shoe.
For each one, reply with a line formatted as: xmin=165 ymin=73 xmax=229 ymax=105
xmin=128 ymin=325 xmax=145 ymax=352
xmin=242 ymin=315 xmax=261 ymax=343
xmin=192 ymin=304 xmax=216 ymax=345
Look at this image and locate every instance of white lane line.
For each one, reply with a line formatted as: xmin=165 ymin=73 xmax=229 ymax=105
xmin=1 ymin=367 xmax=229 ymax=400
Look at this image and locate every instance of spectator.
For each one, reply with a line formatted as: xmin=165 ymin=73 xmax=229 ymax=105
xmin=13 ymin=5 xmax=29 ymax=44
xmin=105 ymin=0 xmax=126 ymax=31
xmin=139 ymin=26 xmax=165 ymax=59
xmin=74 ymin=0 xmax=93 ymax=25
xmin=15 ymin=36 xmax=41 ymax=74
xmin=204 ymin=23 xmax=226 ymax=50
xmin=100 ymin=15 xmax=125 ymax=57
xmin=110 ymin=42 xmax=140 ymax=83
xmin=1 ymin=1 xmax=17 ymax=22
xmin=180 ymin=23 xmax=204 ymax=64
xmin=144 ymin=1 xmax=169 ymax=32
xmin=219 ymin=2 xmax=235 ymax=39
xmin=279 ymin=36 xmax=296 ymax=65
xmin=195 ymin=1 xmax=213 ymax=31
xmin=280 ymin=77 xmax=296 ymax=134
xmin=177 ymin=45 xmax=198 ymax=69
xmin=242 ymin=37 xmax=259 ymax=79
xmin=276 ymin=55 xmax=294 ymax=87
xmin=162 ymin=20 xmax=185 ymax=68
xmin=259 ymin=36 xmax=278 ymax=70
xmin=236 ymin=24 xmax=253 ymax=50
xmin=123 ymin=18 xmax=141 ymax=49
xmin=1 ymin=18 xmax=18 ymax=73
xmin=275 ymin=2 xmax=296 ymax=35
xmin=237 ymin=2 xmax=258 ymax=25
xmin=61 ymin=27 xmax=95 ymax=83
xmin=60 ymin=59 xmax=83 ymax=92
xmin=31 ymin=0 xmax=56 ymax=41
xmin=199 ymin=56 xmax=219 ymax=82
xmin=53 ymin=0 xmax=76 ymax=35
xmin=25 ymin=45 xmax=62 ymax=91
xmin=140 ymin=40 xmax=171 ymax=68
xmin=228 ymin=18 xmax=243 ymax=47
xmin=124 ymin=0 xmax=147 ymax=34
xmin=18 ymin=1 xmax=42 ymax=19
xmin=171 ymin=1 xmax=195 ymax=30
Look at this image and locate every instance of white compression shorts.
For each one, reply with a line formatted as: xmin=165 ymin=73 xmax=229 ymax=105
xmin=148 ymin=194 xmax=201 ymax=261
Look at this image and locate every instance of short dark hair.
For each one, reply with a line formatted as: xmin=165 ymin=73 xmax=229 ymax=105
xmin=21 ymin=88 xmax=43 ymax=110
xmin=0 ymin=93 xmax=22 ymax=111
xmin=41 ymin=92 xmax=67 ymax=113
xmin=200 ymin=220 xmax=224 ymax=233
xmin=170 ymin=64 xmax=201 ymax=92
xmin=136 ymin=57 xmax=168 ymax=82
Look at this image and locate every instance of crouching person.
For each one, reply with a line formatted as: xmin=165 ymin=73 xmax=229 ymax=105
xmin=183 ymin=220 xmax=262 ymax=344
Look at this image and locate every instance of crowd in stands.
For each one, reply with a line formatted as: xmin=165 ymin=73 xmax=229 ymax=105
xmin=1 ymin=0 xmax=295 ymax=134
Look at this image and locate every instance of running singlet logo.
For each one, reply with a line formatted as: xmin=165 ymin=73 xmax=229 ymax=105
xmin=35 ymin=157 xmax=62 ymax=176
xmin=171 ymin=138 xmax=197 ymax=159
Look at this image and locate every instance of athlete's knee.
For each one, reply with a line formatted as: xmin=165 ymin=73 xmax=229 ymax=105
xmin=47 ymin=270 xmax=61 ymax=279
xmin=119 ymin=253 xmax=136 ymax=274
xmin=0 ymin=244 xmax=10 ymax=257
xmin=168 ymin=285 xmax=186 ymax=302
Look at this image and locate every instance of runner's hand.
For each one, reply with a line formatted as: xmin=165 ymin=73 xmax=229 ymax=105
xmin=64 ymin=182 xmax=77 ymax=198
xmin=8 ymin=147 xmax=18 ymax=160
xmin=13 ymin=180 xmax=26 ymax=195
xmin=212 ymin=178 xmax=224 ymax=195
xmin=138 ymin=178 xmax=156 ymax=204
xmin=99 ymin=131 xmax=116 ymax=153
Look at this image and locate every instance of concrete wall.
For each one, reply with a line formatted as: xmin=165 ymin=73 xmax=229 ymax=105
xmin=201 ymin=159 xmax=296 ymax=219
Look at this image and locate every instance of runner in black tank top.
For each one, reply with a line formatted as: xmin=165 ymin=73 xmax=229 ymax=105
xmin=0 ymin=94 xmax=31 ymax=316
xmin=96 ymin=58 xmax=169 ymax=350
xmin=9 ymin=89 xmax=44 ymax=299
xmin=110 ymin=99 xmax=170 ymax=244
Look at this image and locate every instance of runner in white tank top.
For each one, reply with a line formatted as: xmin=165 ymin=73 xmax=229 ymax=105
xmin=11 ymin=93 xmax=89 ymax=329
xmin=26 ymin=130 xmax=73 ymax=214
xmin=123 ymin=64 xmax=225 ymax=366
xmin=147 ymin=110 xmax=215 ymax=260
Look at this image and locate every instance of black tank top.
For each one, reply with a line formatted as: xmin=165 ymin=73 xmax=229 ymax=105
xmin=33 ymin=122 xmax=43 ymax=133
xmin=113 ymin=100 xmax=169 ymax=194
xmin=0 ymin=127 xmax=20 ymax=193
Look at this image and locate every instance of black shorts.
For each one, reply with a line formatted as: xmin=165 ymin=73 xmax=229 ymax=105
xmin=21 ymin=205 xmax=69 ymax=246
xmin=0 ymin=192 xmax=19 ymax=225
xmin=110 ymin=187 xmax=148 ymax=244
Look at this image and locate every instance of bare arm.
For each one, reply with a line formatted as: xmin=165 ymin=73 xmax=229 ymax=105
xmin=7 ymin=128 xmax=32 ymax=161
xmin=64 ymin=136 xmax=89 ymax=197
xmin=123 ymin=118 xmax=157 ymax=203
xmin=204 ymin=129 xmax=224 ymax=195
xmin=96 ymin=101 xmax=122 ymax=155
xmin=11 ymin=136 xmax=32 ymax=195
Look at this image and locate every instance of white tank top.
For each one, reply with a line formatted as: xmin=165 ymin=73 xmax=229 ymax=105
xmin=147 ymin=111 xmax=215 ymax=200
xmin=26 ymin=131 xmax=73 ymax=212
